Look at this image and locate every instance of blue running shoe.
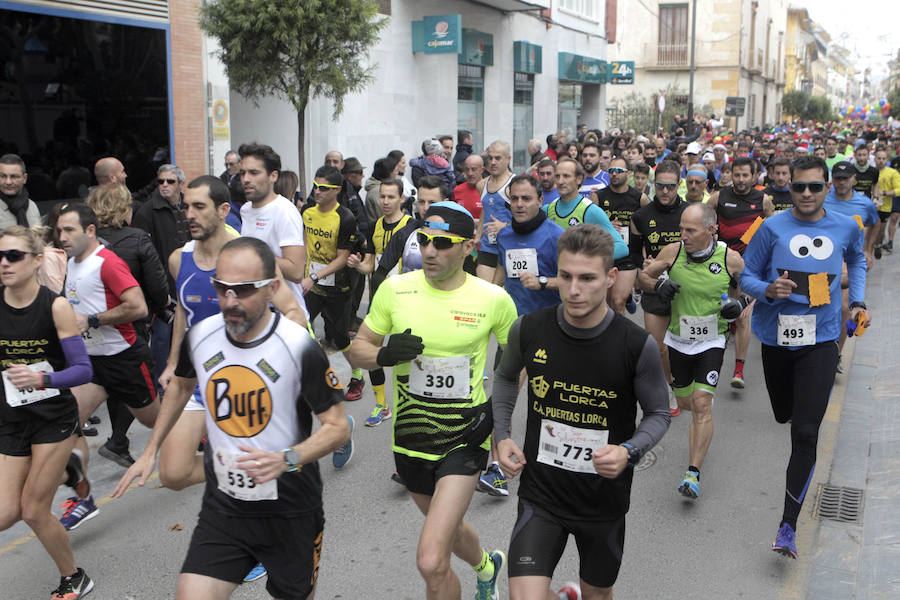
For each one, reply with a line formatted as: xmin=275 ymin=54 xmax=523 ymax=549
xmin=364 ymin=404 xmax=391 ymax=427
xmin=332 ymin=415 xmax=354 ymax=469
xmin=474 ymin=550 xmax=505 ymax=600
xmin=60 ymin=495 xmax=99 ymax=531
xmin=772 ymin=522 xmax=798 ymax=559
xmin=244 ymin=563 xmax=266 ymax=582
xmin=477 ymin=463 xmax=509 ymax=497
xmin=678 ymin=470 xmax=699 ymax=499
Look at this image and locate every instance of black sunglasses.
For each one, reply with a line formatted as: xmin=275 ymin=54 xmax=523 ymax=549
xmin=158 ymin=178 xmax=178 ymax=185
xmin=0 ymin=249 xmax=38 ymax=263
xmin=790 ymin=182 xmax=826 ymax=193
xmin=654 ymin=182 xmax=678 ymax=191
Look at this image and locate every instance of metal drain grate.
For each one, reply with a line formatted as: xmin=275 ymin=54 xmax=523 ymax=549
xmin=813 ymin=484 xmax=864 ymax=523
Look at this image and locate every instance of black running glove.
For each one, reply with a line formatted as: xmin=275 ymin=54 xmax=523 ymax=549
xmin=376 ymin=328 xmax=424 ymax=367
xmin=655 ymin=278 xmax=681 ymax=303
xmin=720 ymin=294 xmax=751 ymax=321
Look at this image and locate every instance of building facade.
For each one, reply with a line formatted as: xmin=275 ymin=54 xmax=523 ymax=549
xmin=228 ymin=0 xmax=611 ymax=179
xmin=606 ymin=0 xmax=787 ymax=130
xmin=0 ymin=0 xmax=208 ymax=194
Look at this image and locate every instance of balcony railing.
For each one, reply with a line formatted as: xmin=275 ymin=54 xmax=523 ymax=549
xmin=656 ymin=43 xmax=688 ymax=66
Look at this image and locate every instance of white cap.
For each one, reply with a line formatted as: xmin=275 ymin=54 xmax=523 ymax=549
xmin=686 ymin=141 xmax=702 ymax=155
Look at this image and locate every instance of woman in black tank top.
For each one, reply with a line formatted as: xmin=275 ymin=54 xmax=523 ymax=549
xmin=0 ymin=225 xmax=96 ymax=597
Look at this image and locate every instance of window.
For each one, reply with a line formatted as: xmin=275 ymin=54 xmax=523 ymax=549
xmin=658 ymin=4 xmax=688 ymax=65
xmin=559 ymin=0 xmax=598 ymax=21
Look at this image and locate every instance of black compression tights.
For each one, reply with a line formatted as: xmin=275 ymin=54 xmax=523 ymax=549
xmin=761 ymin=341 xmax=839 ymax=529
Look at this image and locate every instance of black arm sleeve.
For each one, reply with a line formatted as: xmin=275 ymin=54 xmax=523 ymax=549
xmin=173 ymin=336 xmax=196 ymax=379
xmin=629 ymin=228 xmax=645 ymax=268
xmin=626 ymin=336 xmax=671 ymax=453
xmin=492 ymin=317 xmax=526 ymax=442
xmin=137 ymin=231 xmax=170 ymax=312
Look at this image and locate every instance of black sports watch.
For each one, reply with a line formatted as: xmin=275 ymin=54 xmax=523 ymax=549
xmin=620 ymin=442 xmax=642 ymax=466
xmin=849 ymin=301 xmax=866 ymax=310
xmin=87 ymin=313 xmax=100 ymax=329
xmin=539 ymin=276 xmax=549 ymax=290
xmin=283 ymin=448 xmax=301 ymax=472
xmin=309 ymin=272 xmax=319 ymax=284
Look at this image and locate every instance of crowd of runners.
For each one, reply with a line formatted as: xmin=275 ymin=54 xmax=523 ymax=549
xmin=1 ymin=114 xmax=897 ymax=599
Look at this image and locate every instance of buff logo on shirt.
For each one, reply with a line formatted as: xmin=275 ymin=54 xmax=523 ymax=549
xmin=206 ymin=365 xmax=272 ymax=437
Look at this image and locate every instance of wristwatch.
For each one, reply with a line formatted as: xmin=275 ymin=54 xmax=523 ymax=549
xmin=87 ymin=313 xmax=100 ymax=329
xmin=539 ymin=276 xmax=549 ymax=290
xmin=309 ymin=272 xmax=319 ymax=284
xmin=40 ymin=372 xmax=51 ymax=389
xmin=620 ymin=442 xmax=642 ymax=466
xmin=849 ymin=301 xmax=867 ymax=310
xmin=283 ymin=448 xmax=301 ymax=472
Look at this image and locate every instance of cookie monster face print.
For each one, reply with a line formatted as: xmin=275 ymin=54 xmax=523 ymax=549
xmin=782 ymin=233 xmax=837 ymax=301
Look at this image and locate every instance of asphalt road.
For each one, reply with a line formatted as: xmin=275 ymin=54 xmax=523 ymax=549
xmin=0 ymin=308 xmax=827 ymax=599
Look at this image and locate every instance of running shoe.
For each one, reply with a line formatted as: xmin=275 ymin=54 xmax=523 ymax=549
xmin=668 ymin=386 xmax=680 ymax=417
xmin=836 ymin=356 xmax=844 ymax=374
xmin=730 ymin=375 xmax=745 ymax=389
xmin=86 ymin=415 xmax=101 ymax=425
xmin=80 ymin=425 xmax=98 ymax=437
xmin=345 ymin=377 xmax=364 ymax=401
xmin=364 ymin=403 xmax=391 ymax=427
xmin=51 ymin=567 xmax=93 ymax=599
xmin=557 ymin=582 xmax=583 ymax=600
xmin=884 ymin=241 xmax=894 ymax=253
xmin=98 ymin=440 xmax=135 ymax=468
xmin=332 ymin=415 xmax=354 ymax=469
xmin=874 ymin=245 xmax=882 ymax=260
xmin=474 ymin=550 xmax=505 ymax=600
xmin=477 ymin=463 xmax=509 ymax=497
xmin=772 ymin=522 xmax=798 ymax=559
xmin=625 ymin=296 xmax=637 ymax=314
xmin=678 ymin=471 xmax=700 ymax=499
xmin=391 ymin=471 xmax=406 ymax=486
xmin=60 ymin=495 xmax=99 ymax=531
xmin=244 ymin=563 xmax=266 ymax=582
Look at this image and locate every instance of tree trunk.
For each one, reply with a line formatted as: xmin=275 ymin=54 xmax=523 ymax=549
xmin=296 ymin=101 xmax=308 ymax=194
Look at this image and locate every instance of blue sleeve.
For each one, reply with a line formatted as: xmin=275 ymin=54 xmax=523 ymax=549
xmin=865 ymin=202 xmax=878 ymax=227
xmin=845 ymin=223 xmax=867 ymax=304
xmin=584 ymin=205 xmax=628 ymax=259
xmin=225 ymin=211 xmax=241 ymax=232
xmin=739 ymin=221 xmax=774 ymax=302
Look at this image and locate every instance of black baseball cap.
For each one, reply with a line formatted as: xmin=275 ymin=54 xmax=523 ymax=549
xmin=832 ymin=161 xmax=855 ymax=178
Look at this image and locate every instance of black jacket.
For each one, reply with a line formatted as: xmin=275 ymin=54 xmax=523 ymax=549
xmin=131 ymin=190 xmax=191 ymax=293
xmin=98 ymin=225 xmax=170 ymax=336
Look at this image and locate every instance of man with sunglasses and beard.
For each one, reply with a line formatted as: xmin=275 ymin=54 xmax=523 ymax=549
xmin=594 ymin=157 xmax=649 ymax=313
xmin=741 ymin=155 xmax=868 ymax=561
xmin=350 ymin=202 xmax=517 ymax=600
xmin=119 ymin=237 xmax=350 ymax=600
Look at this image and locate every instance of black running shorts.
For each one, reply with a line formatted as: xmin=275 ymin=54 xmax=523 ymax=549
xmin=181 ymin=507 xmax=325 ymax=600
xmin=394 ymin=445 xmax=488 ymax=496
xmin=640 ymin=291 xmax=671 ymax=316
xmin=89 ymin=342 xmax=156 ymax=408
xmin=508 ymin=498 xmax=625 ymax=589
xmin=0 ymin=407 xmax=79 ymax=456
xmin=668 ymin=346 xmax=725 ymax=396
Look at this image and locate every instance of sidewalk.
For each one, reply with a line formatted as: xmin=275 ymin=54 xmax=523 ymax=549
xmin=804 ymin=260 xmax=900 ymax=599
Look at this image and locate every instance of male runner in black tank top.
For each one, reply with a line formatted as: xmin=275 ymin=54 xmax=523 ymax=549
xmin=708 ymin=156 xmax=773 ymax=388
xmin=492 ymin=224 xmax=670 ymax=600
xmin=594 ymin=156 xmax=649 ymax=314
xmin=765 ymin=157 xmax=794 ymax=213
xmin=630 ymin=160 xmax=686 ymax=415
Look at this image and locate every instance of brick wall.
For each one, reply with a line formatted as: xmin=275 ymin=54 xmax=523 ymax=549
xmin=169 ymin=0 xmax=207 ymax=180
